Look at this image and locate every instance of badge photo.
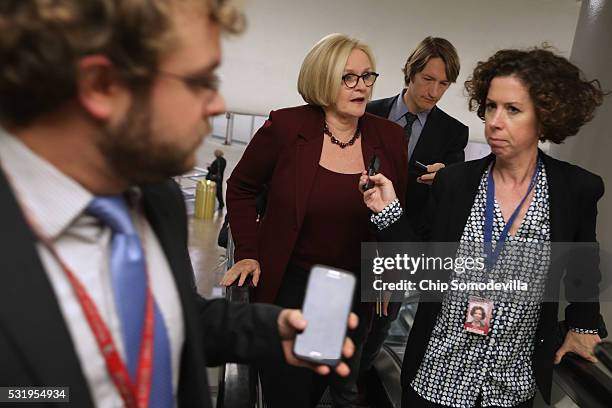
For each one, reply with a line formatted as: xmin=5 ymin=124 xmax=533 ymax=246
xmin=464 ymin=296 xmax=493 ymax=335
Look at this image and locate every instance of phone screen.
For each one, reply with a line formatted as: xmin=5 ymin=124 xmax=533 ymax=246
xmin=293 ymin=265 xmax=356 ymax=366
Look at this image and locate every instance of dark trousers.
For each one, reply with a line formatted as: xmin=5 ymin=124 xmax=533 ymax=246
xmin=359 ymin=301 xmax=402 ymax=373
xmin=215 ymin=180 xmax=224 ymax=208
xmin=402 ymin=385 xmax=534 ymax=408
xmin=258 ymin=264 xmax=371 ymax=408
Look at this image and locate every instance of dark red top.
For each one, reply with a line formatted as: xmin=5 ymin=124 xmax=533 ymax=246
xmin=290 ymin=165 xmax=372 ymax=274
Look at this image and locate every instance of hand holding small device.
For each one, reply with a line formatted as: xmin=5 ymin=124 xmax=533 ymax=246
xmin=362 ymin=155 xmax=380 ymax=191
xmin=360 ymin=169 xmax=399 ymax=214
xmin=278 ymin=309 xmax=357 ymax=376
xmin=293 ymin=265 xmax=356 ymax=367
xmin=415 ymin=162 xmax=446 ymax=185
xmin=413 ymin=160 xmax=429 ymax=176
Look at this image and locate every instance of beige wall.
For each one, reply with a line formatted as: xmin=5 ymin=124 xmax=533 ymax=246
xmin=550 ymin=0 xmax=612 ymax=324
xmin=219 ymin=0 xmax=581 ymax=142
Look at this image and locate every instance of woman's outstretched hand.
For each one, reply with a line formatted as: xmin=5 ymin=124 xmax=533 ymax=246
xmin=220 ymin=258 xmax=260 ymax=287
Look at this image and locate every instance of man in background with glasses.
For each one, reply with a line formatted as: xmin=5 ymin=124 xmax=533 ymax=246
xmin=0 ymin=1 xmax=356 ymax=407
xmin=360 ymin=36 xmax=469 ymax=391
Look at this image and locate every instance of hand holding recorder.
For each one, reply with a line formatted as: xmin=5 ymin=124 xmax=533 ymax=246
xmin=359 ymin=168 xmax=398 ymax=214
xmin=362 ymin=155 xmax=380 ymax=192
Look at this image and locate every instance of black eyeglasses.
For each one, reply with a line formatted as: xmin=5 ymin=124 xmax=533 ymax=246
xmin=157 ymin=70 xmax=220 ymax=95
xmin=342 ymin=72 xmax=379 ymax=88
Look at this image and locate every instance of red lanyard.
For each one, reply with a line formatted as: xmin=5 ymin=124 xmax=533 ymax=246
xmin=5 ymin=175 xmax=156 ymax=408
xmin=57 ymin=242 xmax=155 ymax=408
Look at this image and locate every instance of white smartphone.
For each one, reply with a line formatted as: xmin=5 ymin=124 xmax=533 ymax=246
xmin=293 ymin=265 xmax=356 ymax=366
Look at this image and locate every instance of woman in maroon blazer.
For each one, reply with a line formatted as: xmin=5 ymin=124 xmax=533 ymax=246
xmin=223 ymin=33 xmax=407 ymax=407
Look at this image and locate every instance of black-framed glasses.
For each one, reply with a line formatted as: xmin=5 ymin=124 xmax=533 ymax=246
xmin=342 ymin=72 xmax=379 ymax=88
xmin=157 ymin=70 xmax=220 ymax=95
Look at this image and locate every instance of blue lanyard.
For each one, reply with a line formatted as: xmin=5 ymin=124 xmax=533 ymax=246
xmin=484 ymin=160 xmax=540 ymax=271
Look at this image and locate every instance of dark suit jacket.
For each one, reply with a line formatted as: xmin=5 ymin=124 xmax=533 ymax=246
xmin=207 ymin=156 xmax=227 ymax=181
xmin=367 ymin=94 xmax=468 ymax=236
xmin=0 ymin=174 xmax=283 ymax=407
xmin=378 ymin=151 xmax=604 ymax=403
xmin=227 ymin=104 xmax=408 ymax=303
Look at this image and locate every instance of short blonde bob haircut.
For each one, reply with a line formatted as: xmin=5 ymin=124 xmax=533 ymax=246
xmin=298 ymin=33 xmax=375 ymax=107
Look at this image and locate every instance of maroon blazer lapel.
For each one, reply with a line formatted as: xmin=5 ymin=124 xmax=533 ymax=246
xmin=359 ymin=113 xmax=384 ymax=172
xmin=295 ymin=106 xmax=325 ymax=230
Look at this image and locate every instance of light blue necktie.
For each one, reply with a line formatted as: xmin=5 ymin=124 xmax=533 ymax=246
xmin=87 ymin=196 xmax=173 ymax=407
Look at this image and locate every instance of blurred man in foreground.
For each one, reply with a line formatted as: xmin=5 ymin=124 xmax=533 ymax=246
xmin=0 ymin=1 xmax=355 ymax=406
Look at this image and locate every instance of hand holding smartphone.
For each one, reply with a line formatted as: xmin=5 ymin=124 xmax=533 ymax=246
xmin=412 ymin=160 xmax=429 ymax=176
xmin=293 ymin=265 xmax=356 ymax=366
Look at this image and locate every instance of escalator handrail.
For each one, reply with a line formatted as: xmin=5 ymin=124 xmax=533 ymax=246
xmin=554 ymin=349 xmax=612 ymax=408
xmin=594 ymin=341 xmax=612 ymax=371
xmin=217 ymin=227 xmax=259 ymax=408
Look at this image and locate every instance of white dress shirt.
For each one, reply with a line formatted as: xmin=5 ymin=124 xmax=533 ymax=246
xmin=0 ymin=130 xmax=184 ymax=407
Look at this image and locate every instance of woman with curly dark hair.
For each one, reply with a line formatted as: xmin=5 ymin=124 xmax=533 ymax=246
xmin=360 ymin=47 xmax=606 ymax=407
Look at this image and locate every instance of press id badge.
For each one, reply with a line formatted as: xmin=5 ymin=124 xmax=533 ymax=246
xmin=464 ymin=296 xmax=493 ymax=336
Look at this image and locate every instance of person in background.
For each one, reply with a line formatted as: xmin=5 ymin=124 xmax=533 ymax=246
xmin=360 ymin=36 xmax=469 ymax=384
xmin=367 ymin=36 xmax=468 ymax=221
xmin=362 ymin=47 xmax=606 ymax=408
xmin=0 ymin=1 xmax=356 ymax=407
xmin=222 ymin=33 xmax=408 ymax=407
xmin=206 ymin=148 xmax=227 ymax=210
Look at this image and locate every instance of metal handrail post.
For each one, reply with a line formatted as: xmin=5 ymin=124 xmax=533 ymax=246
xmin=224 ymin=112 xmax=234 ymax=145
xmin=226 ymin=227 xmax=235 ymax=269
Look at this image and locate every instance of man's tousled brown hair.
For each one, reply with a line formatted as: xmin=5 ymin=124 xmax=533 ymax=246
xmin=0 ymin=0 xmax=244 ymax=127
xmin=403 ymin=36 xmax=460 ymax=86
